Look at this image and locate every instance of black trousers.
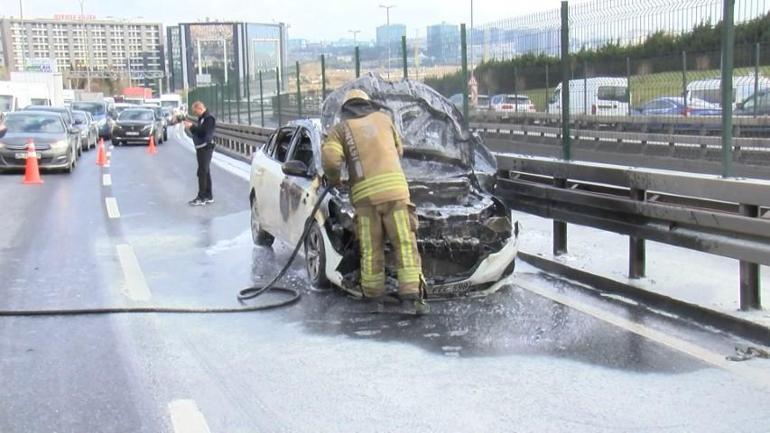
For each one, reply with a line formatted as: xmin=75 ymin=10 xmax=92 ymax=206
xmin=195 ymin=144 xmax=214 ymax=200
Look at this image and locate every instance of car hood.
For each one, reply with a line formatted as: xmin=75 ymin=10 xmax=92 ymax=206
xmin=115 ymin=121 xmax=153 ymax=127
xmin=1 ymin=132 xmax=67 ymax=146
xmin=320 ymin=74 xmax=497 ymax=188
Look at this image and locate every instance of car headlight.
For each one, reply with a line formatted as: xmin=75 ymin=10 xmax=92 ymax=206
xmin=50 ymin=140 xmax=69 ymax=150
xmin=97 ymin=118 xmax=107 ymax=126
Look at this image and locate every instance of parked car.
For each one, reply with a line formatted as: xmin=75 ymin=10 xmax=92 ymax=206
xmin=249 ymin=74 xmax=519 ymax=299
xmin=70 ymin=100 xmax=115 ymax=139
xmin=142 ymin=105 xmax=168 ymax=142
xmin=490 ymin=94 xmax=535 ymax=113
xmin=736 ymin=88 xmax=770 ymax=116
xmin=71 ymin=110 xmax=99 ymax=150
xmin=548 ymin=77 xmax=630 ymax=116
xmin=0 ymin=111 xmax=79 ymax=172
xmin=687 ymin=75 xmax=770 ymax=110
xmin=111 ymin=108 xmax=162 ymax=146
xmin=22 ymin=105 xmax=83 ymax=155
xmin=634 ymin=96 xmax=722 ymax=117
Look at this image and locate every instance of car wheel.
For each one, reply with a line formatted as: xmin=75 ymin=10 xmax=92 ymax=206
xmin=250 ymin=196 xmax=274 ymax=247
xmin=304 ymin=222 xmax=330 ymax=288
xmin=64 ymin=149 xmax=76 ymax=173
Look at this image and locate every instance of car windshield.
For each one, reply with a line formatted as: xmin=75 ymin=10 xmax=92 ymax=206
xmin=504 ymin=96 xmax=530 ymax=104
xmin=598 ymin=86 xmax=629 ymax=102
xmin=119 ymin=110 xmax=154 ymax=121
xmin=0 ymin=95 xmax=12 ymax=111
xmin=5 ymin=114 xmax=64 ymax=133
xmin=71 ymin=102 xmax=106 ymax=115
xmin=161 ymin=101 xmax=178 ymax=108
xmin=72 ymin=112 xmax=88 ymax=123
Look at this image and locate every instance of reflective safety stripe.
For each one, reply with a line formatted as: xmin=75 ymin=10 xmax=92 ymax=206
xmin=398 ymin=267 xmax=422 ymax=284
xmin=361 ymin=272 xmax=385 ymax=288
xmin=358 ymin=216 xmax=373 ymax=278
xmin=351 ymin=172 xmax=408 ymax=203
xmin=324 ymin=140 xmax=344 ymax=155
xmin=393 ymin=209 xmax=414 ymax=269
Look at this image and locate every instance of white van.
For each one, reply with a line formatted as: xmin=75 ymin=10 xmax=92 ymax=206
xmin=687 ymin=75 xmax=770 ymax=109
xmin=0 ymin=81 xmax=32 ymax=113
xmin=547 ymin=77 xmax=630 ymax=116
xmin=160 ymin=93 xmax=185 ymax=113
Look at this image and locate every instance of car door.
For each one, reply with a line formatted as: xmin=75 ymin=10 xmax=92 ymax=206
xmin=256 ymin=126 xmax=297 ymax=237
xmin=280 ymin=126 xmax=319 ymax=245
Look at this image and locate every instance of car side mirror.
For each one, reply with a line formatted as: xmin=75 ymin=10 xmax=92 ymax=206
xmin=282 ymin=160 xmax=310 ymax=177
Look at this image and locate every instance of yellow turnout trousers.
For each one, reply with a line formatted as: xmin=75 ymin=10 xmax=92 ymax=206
xmin=355 ymin=199 xmax=422 ymax=298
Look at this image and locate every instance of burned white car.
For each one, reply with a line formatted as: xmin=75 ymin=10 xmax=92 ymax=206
xmin=249 ymin=74 xmax=518 ymax=298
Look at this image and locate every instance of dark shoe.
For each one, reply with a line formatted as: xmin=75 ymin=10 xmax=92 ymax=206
xmin=188 ymin=198 xmax=205 ymax=206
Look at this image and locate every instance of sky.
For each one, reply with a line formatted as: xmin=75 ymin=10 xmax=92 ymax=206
xmin=5 ymin=0 xmax=574 ymax=41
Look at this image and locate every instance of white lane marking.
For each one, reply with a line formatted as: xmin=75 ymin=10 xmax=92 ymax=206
xmin=116 ymin=244 xmax=152 ymax=301
xmin=168 ymin=400 xmax=211 ymax=433
xmin=102 ymin=174 xmax=112 ymax=186
xmin=105 ymin=197 xmax=120 ymax=218
xmin=516 ymin=275 xmax=770 ymax=391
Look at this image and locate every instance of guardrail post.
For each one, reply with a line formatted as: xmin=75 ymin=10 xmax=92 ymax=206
xmin=355 ymin=46 xmax=361 ymax=78
xmin=321 ymin=54 xmax=327 ymax=100
xmin=514 ymin=65 xmax=519 ymax=114
xmin=583 ymin=60 xmax=588 ymax=114
xmin=259 ymin=70 xmax=265 ymax=127
xmin=560 ymin=1 xmax=571 ymax=161
xmin=461 ymin=23 xmax=469 ymax=128
xmin=739 ymin=203 xmax=761 ymax=310
xmin=629 ymin=188 xmax=646 ymax=278
xmin=553 ymin=177 xmax=568 ymax=256
xmin=276 ymin=66 xmax=282 ymax=127
xmin=721 ymin=0 xmax=735 ymax=178
xmin=236 ymin=78 xmax=242 ymax=124
xmin=296 ymin=61 xmax=302 ymax=118
xmin=402 ymin=35 xmax=408 ymax=80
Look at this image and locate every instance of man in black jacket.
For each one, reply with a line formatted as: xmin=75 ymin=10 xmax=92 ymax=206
xmin=184 ymin=101 xmax=217 ymax=206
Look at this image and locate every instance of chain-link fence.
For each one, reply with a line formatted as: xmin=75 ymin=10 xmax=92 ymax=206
xmin=187 ymin=0 xmax=769 ymax=174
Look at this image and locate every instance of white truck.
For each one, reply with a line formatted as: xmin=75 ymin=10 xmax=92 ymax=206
xmin=686 ymin=75 xmax=770 ymax=110
xmin=160 ymin=93 xmax=185 ymax=113
xmin=10 ymin=71 xmax=65 ymax=106
xmin=548 ymin=77 xmax=630 ymax=116
xmin=0 ymin=81 xmax=32 ymax=112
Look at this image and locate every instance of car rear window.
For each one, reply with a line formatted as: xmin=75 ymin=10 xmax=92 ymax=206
xmin=6 ymin=114 xmax=65 ymax=133
xmin=504 ymin=96 xmax=531 ymax=104
xmin=598 ymin=86 xmax=629 ymax=103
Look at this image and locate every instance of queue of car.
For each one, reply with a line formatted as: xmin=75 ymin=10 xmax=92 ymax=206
xmin=1 ymin=96 xmax=183 ymax=174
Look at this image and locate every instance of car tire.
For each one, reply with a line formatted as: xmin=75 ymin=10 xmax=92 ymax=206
xmin=304 ymin=222 xmax=330 ymax=289
xmin=250 ymin=196 xmax=274 ymax=247
xmin=64 ymin=149 xmax=76 ymax=174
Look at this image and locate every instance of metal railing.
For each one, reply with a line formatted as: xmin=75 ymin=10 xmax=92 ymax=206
xmin=210 ymin=121 xmax=768 ymax=310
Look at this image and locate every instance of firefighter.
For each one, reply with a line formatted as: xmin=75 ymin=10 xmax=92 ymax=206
xmin=321 ymin=89 xmax=426 ymax=309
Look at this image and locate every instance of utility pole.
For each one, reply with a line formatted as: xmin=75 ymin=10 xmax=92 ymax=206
xmin=379 ymin=4 xmax=395 ymax=79
xmin=80 ymin=0 xmax=91 ymax=91
xmin=470 ymin=0 xmax=474 ymax=69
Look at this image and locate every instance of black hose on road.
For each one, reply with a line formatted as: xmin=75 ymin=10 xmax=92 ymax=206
xmin=0 ymin=188 xmax=332 ymax=318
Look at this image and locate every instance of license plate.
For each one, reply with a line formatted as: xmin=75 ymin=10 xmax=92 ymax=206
xmin=15 ymin=152 xmax=40 ymax=159
xmin=125 ymin=132 xmax=140 ymax=136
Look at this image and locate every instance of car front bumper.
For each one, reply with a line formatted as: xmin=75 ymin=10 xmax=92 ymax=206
xmin=0 ymin=148 xmax=72 ymax=169
xmin=112 ymin=131 xmax=153 ymax=143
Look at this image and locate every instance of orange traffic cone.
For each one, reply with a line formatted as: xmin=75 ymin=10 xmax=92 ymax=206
xmin=96 ymin=138 xmax=107 ymax=166
xmin=23 ymin=139 xmax=43 ymax=185
xmin=147 ymin=135 xmax=158 ymax=155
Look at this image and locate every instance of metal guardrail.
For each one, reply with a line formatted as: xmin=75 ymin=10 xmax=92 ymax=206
xmin=495 ymin=154 xmax=769 ymax=310
xmin=469 ymin=111 xmax=770 ymax=137
xmin=212 ymin=122 xmax=767 ymax=310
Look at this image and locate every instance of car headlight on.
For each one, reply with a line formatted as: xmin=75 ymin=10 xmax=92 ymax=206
xmin=50 ymin=140 xmax=69 ymax=150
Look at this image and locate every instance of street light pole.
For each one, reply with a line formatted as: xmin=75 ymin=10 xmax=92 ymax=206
xmin=379 ymin=4 xmax=395 ymax=79
xmin=18 ymin=0 xmax=25 ymax=71
xmin=80 ymin=0 xmax=92 ymax=91
xmin=470 ymin=0 xmax=474 ymax=69
xmin=348 ymin=29 xmax=361 ymax=45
